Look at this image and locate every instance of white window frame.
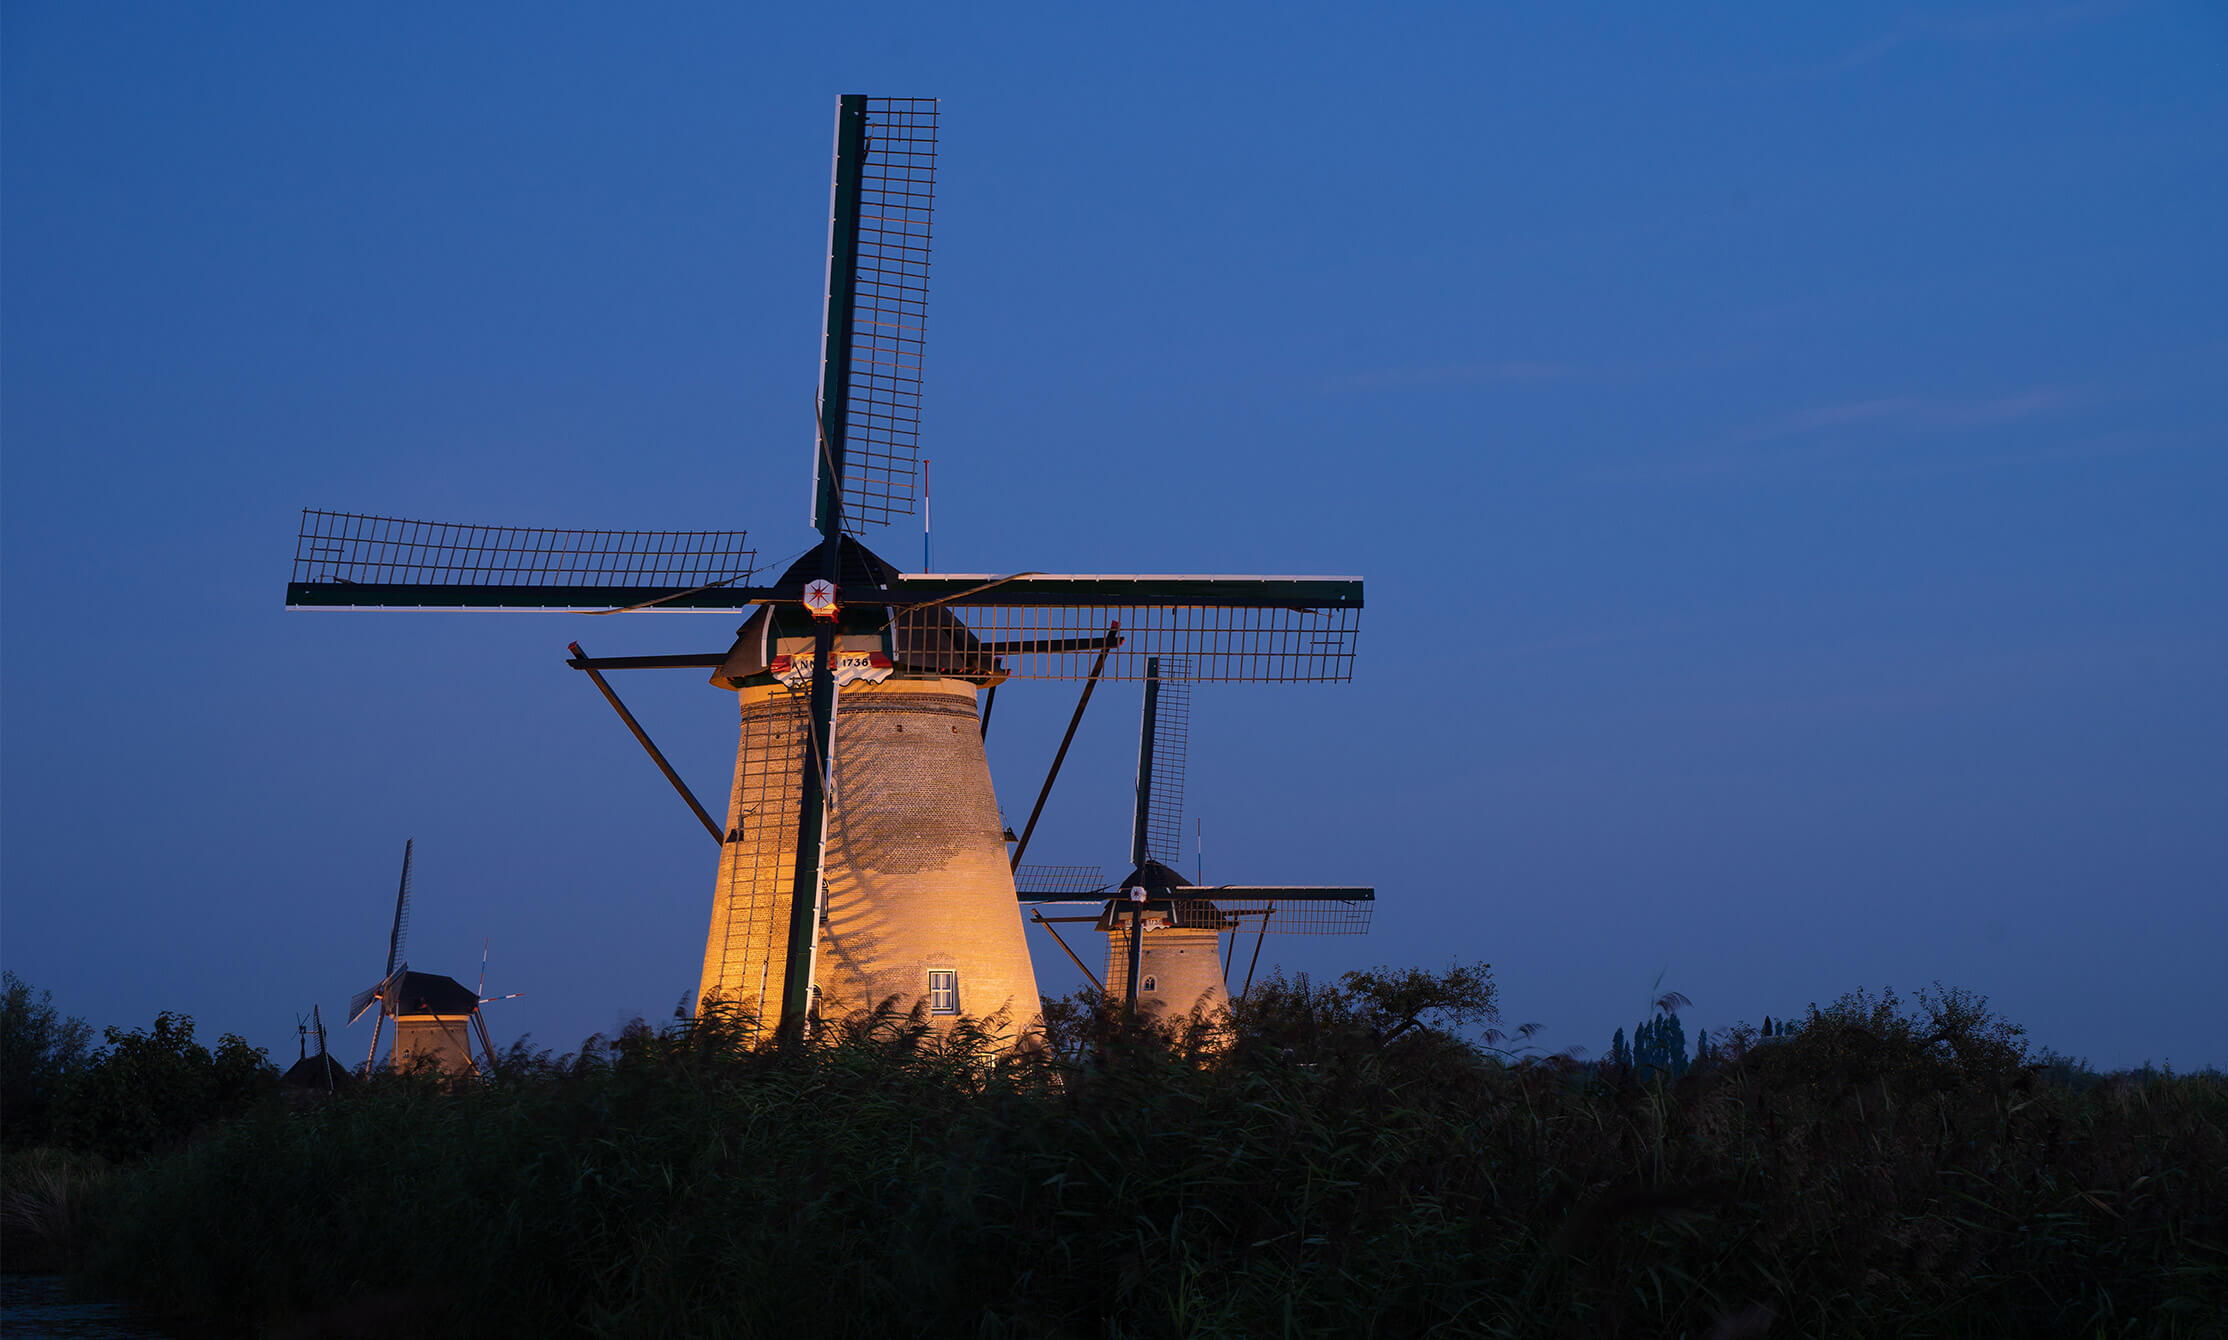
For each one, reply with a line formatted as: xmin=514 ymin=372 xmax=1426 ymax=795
xmin=926 ymin=969 xmax=960 ymax=1016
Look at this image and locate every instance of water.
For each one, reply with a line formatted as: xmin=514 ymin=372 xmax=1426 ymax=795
xmin=0 ymin=1276 xmax=175 ymax=1339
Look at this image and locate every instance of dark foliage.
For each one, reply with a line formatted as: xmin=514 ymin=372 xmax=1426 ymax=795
xmin=51 ymin=1011 xmax=279 ymax=1163
xmin=0 ymin=970 xmax=93 ymax=1148
xmin=56 ymin=973 xmax=2228 ymax=1338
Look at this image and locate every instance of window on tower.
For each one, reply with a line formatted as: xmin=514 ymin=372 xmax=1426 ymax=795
xmin=927 ymin=969 xmax=960 ymax=1016
xmin=1141 ymin=975 xmax=1158 ymax=993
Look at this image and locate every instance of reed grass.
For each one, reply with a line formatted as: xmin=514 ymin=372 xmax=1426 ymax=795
xmin=63 ymin=985 xmax=2228 ymax=1339
xmin=0 ymin=1145 xmax=112 ymax=1273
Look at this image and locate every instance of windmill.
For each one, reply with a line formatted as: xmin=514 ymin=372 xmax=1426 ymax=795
xmin=285 ymin=96 xmax=1364 ymax=1041
xmin=346 ymin=840 xmax=516 ymax=1075
xmin=1016 ymin=657 xmax=1373 ymax=1020
xmin=281 ymin=1005 xmax=351 ymax=1092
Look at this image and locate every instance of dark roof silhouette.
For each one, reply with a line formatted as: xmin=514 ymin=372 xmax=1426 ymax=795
xmin=390 ymin=971 xmax=480 ymax=1017
xmin=1118 ymin=860 xmax=1192 ymax=894
xmin=281 ymin=1052 xmax=354 ymax=1091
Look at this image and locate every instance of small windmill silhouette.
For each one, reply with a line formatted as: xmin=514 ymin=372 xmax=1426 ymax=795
xmin=347 ymin=840 xmax=520 ymax=1075
xmin=1016 ymin=657 xmax=1374 ymax=1018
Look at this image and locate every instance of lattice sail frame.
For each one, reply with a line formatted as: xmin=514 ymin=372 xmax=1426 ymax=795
xmin=711 ymin=692 xmax=809 ymax=1036
xmin=894 ymin=598 xmax=1360 ymax=683
xmin=293 ymin=511 xmax=757 ymax=592
xmin=1143 ymin=660 xmax=1190 ymax=868
xmin=1173 ymin=895 xmax=1374 ymax=937
xmin=1014 ymin=865 xmax=1107 ymax=897
xmin=838 ymin=97 xmax=937 ymax=532
xmin=1018 ymin=888 xmax=1374 ymax=937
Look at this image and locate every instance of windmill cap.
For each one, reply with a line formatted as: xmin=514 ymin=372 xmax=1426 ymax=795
xmin=709 ymin=534 xmax=1005 ymax=688
xmin=1119 ymin=860 xmax=1191 ymax=894
xmin=774 ymin=534 xmax=902 ymax=592
xmin=389 ymin=971 xmax=481 ymax=1017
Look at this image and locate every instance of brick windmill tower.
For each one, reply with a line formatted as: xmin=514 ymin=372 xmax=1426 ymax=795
xmin=286 ymin=96 xmax=1364 ymax=1040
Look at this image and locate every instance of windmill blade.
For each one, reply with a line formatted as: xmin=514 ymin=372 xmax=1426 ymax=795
xmin=285 ymin=510 xmax=757 ymax=610
xmin=1172 ymin=887 xmax=1375 ymax=936
xmin=1015 ymin=885 xmax=1374 ymax=936
xmin=348 ymin=964 xmax=407 ymax=1026
xmin=1014 ymin=864 xmax=1106 ymax=899
xmin=889 ymin=574 xmax=1362 ymax=683
xmin=385 ymin=839 xmax=414 ymax=977
xmin=814 ymin=96 xmax=938 ymax=535
xmin=347 ymin=983 xmax=381 ymax=1025
xmin=1140 ymin=659 xmax=1190 ymax=869
xmin=312 ymin=1004 xmax=328 ymax=1059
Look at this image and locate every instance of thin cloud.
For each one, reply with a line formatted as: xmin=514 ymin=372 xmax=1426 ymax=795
xmin=1586 ymin=385 xmax=2089 ymax=482
xmin=1730 ymin=387 xmax=2075 ymax=445
xmin=1841 ymin=0 xmax=2138 ymax=67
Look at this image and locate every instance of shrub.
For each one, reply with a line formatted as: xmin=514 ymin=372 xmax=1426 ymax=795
xmin=51 ymin=1012 xmax=278 ymax=1162
xmin=0 ymin=971 xmax=93 ymax=1148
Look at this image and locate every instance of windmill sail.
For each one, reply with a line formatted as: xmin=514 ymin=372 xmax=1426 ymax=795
xmin=386 ymin=839 xmax=414 ymax=977
xmin=347 ymin=984 xmax=380 ymax=1025
xmin=889 ymin=576 xmax=1362 ymax=683
xmin=1160 ymin=889 xmax=1375 ymax=936
xmin=815 ymin=97 xmax=938 ymax=535
xmin=349 ymin=839 xmax=416 ymax=1025
xmin=1138 ymin=660 xmax=1190 ymax=868
xmin=287 ymin=511 xmax=757 ymax=610
xmin=291 ymin=523 xmax=1362 ymax=684
xmin=1014 ymin=864 xmax=1107 ymax=898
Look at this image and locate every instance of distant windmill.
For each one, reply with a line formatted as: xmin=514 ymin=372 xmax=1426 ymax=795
xmin=286 ymin=96 xmax=1364 ymax=1040
xmin=1017 ymin=657 xmax=1374 ymax=1019
xmin=281 ymin=1005 xmax=350 ymax=1093
xmin=347 ymin=840 xmax=518 ymax=1075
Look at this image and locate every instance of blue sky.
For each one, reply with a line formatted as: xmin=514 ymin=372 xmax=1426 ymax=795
xmin=4 ymin=3 xmax=2222 ymax=1068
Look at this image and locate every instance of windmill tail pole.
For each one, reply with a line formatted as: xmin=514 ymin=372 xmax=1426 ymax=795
xmin=425 ymin=1012 xmax=483 ymax=1079
xmin=568 ymin=642 xmax=725 ymax=845
xmin=1240 ymin=904 xmax=1274 ymax=1000
xmin=1009 ymin=621 xmax=1120 ymax=870
xmin=1125 ymin=903 xmax=1146 ymax=1015
xmin=473 ymin=1010 xmax=499 ymax=1079
xmin=1029 ymin=911 xmax=1104 ymax=994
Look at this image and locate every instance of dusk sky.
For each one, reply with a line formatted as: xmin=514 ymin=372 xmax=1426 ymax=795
xmin=4 ymin=4 xmax=2222 ymax=1069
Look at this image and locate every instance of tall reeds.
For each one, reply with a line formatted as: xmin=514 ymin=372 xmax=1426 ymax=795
xmin=64 ymin=982 xmax=2228 ymax=1338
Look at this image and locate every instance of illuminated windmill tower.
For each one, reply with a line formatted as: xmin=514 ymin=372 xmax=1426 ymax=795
xmin=1016 ymin=658 xmax=1374 ymax=1020
xmin=346 ymin=840 xmax=521 ymax=1075
xmin=285 ymin=96 xmax=1365 ymax=1040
